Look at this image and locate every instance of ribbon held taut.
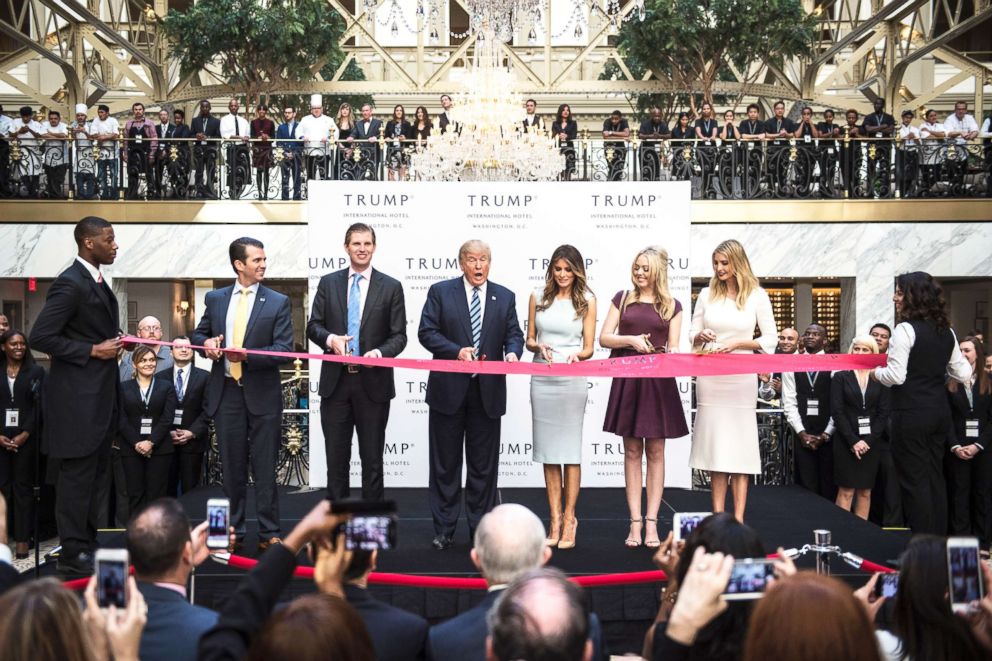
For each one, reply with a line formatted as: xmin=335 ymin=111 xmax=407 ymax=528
xmin=123 ymin=336 xmax=886 ymax=379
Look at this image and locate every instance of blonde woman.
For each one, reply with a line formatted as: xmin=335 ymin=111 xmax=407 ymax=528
xmin=830 ymin=335 xmax=890 ymax=520
xmin=526 ymin=245 xmax=597 ymax=549
xmin=690 ymin=239 xmax=777 ymax=522
xmin=601 ymin=247 xmax=689 ymax=548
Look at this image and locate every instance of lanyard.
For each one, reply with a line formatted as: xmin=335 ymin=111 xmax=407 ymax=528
xmin=139 ymin=378 xmax=154 ymax=408
xmin=807 ymin=372 xmax=818 ymax=388
xmin=702 ymin=120 xmax=712 ymax=134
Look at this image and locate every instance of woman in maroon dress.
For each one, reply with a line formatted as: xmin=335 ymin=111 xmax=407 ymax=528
xmin=600 ymin=246 xmax=689 ymax=548
xmin=250 ymin=105 xmax=275 ymax=199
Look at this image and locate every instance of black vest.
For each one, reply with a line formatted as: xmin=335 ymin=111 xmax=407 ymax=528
xmin=892 ymin=320 xmax=954 ymax=411
xmin=795 ymin=369 xmax=833 ymax=434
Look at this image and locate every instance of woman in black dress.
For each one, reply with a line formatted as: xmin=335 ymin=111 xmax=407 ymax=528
xmin=670 ymin=112 xmax=694 ymax=180
xmin=0 ymin=330 xmax=45 ymax=558
xmin=694 ymin=102 xmax=719 ymax=198
xmin=384 ymin=104 xmax=412 ymax=181
xmin=945 ymin=335 xmax=992 ymax=545
xmin=250 ymin=105 xmax=276 ymax=199
xmin=118 ymin=344 xmax=176 ymax=516
xmin=831 ymin=335 xmax=890 ymax=519
xmin=412 ymin=106 xmax=432 ymax=142
xmin=552 ymin=103 xmax=578 ymax=180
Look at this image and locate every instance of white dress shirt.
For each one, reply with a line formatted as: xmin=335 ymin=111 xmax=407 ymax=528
xmin=219 ymin=113 xmax=250 ymax=139
xmin=943 ymin=113 xmax=979 ymax=144
xmin=224 ymin=282 xmax=258 ymax=377
xmin=74 ymin=255 xmax=105 ymax=283
xmin=326 ymin=266 xmax=381 ymax=358
xmin=981 ymin=117 xmax=991 ymax=137
xmin=9 ymin=118 xmax=43 ymax=148
xmin=781 ymin=350 xmax=835 ymax=436
xmin=898 ymin=124 xmax=920 ymax=146
xmin=873 ymin=323 xmax=971 ymax=387
xmin=0 ymin=114 xmax=11 ymax=137
xmin=43 ymin=122 xmax=70 ymax=165
xmin=89 ymin=116 xmax=120 ymax=155
xmin=297 ymin=114 xmax=336 ymax=155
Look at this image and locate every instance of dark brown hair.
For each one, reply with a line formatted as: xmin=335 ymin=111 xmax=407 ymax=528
xmin=247 ymin=594 xmax=374 ymax=661
xmin=537 ymin=244 xmax=592 ymax=319
xmin=948 ymin=336 xmax=990 ymax=395
xmin=0 ymin=579 xmax=97 ymax=661
xmin=743 ymin=573 xmax=881 ymax=661
xmin=130 ymin=344 xmax=157 ymax=377
xmin=895 ymin=271 xmax=950 ymax=330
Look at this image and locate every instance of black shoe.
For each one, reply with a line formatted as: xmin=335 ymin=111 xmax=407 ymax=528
xmin=432 ymin=534 xmax=454 ymax=551
xmin=57 ymin=552 xmax=94 ymax=576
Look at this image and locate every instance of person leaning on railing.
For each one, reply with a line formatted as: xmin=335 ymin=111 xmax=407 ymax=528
xmin=250 ymin=104 xmax=276 ymax=200
xmin=41 ymin=109 xmax=70 ymax=199
xmin=943 ymin=100 xmax=980 ymax=191
xmin=275 ymin=106 xmax=303 ymax=200
xmin=602 ymin=110 xmax=630 ymax=181
xmin=896 ymin=110 xmax=921 ymax=197
xmin=8 ymin=106 xmax=44 ymax=198
xmin=123 ymin=102 xmax=158 ymax=200
xmin=919 ymin=108 xmax=947 ymax=194
xmin=70 ymin=104 xmax=98 ymax=200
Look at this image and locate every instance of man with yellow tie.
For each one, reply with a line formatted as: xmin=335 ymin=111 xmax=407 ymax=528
xmin=192 ymin=237 xmax=293 ymax=552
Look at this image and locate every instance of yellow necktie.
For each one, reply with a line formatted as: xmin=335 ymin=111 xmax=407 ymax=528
xmin=230 ymin=287 xmax=250 ymax=381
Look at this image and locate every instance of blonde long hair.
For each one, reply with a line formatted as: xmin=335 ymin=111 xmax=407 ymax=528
xmin=708 ymin=239 xmax=759 ymax=310
xmin=335 ymin=103 xmax=353 ymax=130
xmin=624 ymin=246 xmax=676 ymax=321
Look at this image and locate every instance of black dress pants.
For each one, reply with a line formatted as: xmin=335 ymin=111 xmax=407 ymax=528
xmin=216 ymin=378 xmax=281 ymax=538
xmin=0 ymin=437 xmax=37 ymax=543
xmin=891 ymin=408 xmax=950 ymax=535
xmin=793 ymin=437 xmax=837 ymax=501
xmin=120 ymin=452 xmax=171 ymax=516
xmin=428 ymin=380 xmax=501 ymax=539
xmin=946 ymin=447 xmax=992 ymax=545
xmin=56 ymin=439 xmax=111 ymax=558
xmin=869 ymin=435 xmax=904 ymax=527
xmin=321 ymin=370 xmax=389 ymax=501
xmin=178 ymin=451 xmax=204 ymax=494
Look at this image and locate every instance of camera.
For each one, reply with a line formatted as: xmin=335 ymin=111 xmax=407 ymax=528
xmin=723 ymin=559 xmax=775 ymax=600
xmin=672 ymin=512 xmax=711 ymax=542
xmin=95 ymin=548 xmax=129 ymax=609
xmin=206 ymin=498 xmax=230 ymax=550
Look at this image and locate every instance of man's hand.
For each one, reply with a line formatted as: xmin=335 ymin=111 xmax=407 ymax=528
xmin=505 ymin=354 xmax=519 ymax=363
xmin=203 ymin=335 xmax=224 ymax=360
xmin=171 ymin=430 xmax=193 ymax=445
xmin=0 ymin=435 xmax=14 ymax=452
xmin=313 ymin=532 xmax=351 ymax=598
xmin=92 ymin=338 xmax=123 ymax=360
xmin=329 ymin=335 xmax=352 ymax=356
xmin=799 ymin=431 xmax=819 ymax=450
xmin=190 ymin=520 xmax=236 ymax=565
xmin=223 ymin=347 xmax=247 ymax=363
xmin=457 ymin=347 xmax=476 ymax=362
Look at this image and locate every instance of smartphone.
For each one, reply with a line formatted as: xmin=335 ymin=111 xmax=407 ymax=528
xmin=95 ymin=549 xmax=129 ymax=609
xmin=723 ymin=559 xmax=776 ymax=600
xmin=206 ymin=498 xmax=231 ymax=550
xmin=874 ymin=573 xmax=900 ymax=599
xmin=330 ymin=500 xmax=398 ymax=551
xmin=673 ymin=512 xmax=711 ymax=542
xmin=947 ymin=537 xmax=984 ymax=613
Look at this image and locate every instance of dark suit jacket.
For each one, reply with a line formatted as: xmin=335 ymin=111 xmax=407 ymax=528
xmin=830 ymin=371 xmax=891 ymax=449
xmin=438 ymin=113 xmax=458 ymax=134
xmin=344 ymin=584 xmax=428 ymax=661
xmin=0 ymin=562 xmax=21 ymax=597
xmin=428 ymin=588 xmax=605 ymax=661
xmin=191 ymin=283 xmax=293 ymax=417
xmin=0 ymin=363 xmax=45 ymax=438
xmin=351 ymin=119 xmax=384 ymax=141
xmin=117 ymin=377 xmax=177 ymax=456
xmin=190 ymin=115 xmax=221 ymax=140
xmin=947 ymin=382 xmax=992 ymax=449
xmin=137 ymin=581 xmax=218 ymax=661
xmin=275 ymin=121 xmax=302 ymax=152
xmin=172 ymin=123 xmax=191 ymax=140
xmin=31 ymin=259 xmax=120 ymax=458
xmin=157 ymin=364 xmax=211 ymax=454
xmin=306 ymin=267 xmax=407 ymax=401
xmin=418 ymin=278 xmax=524 ymax=418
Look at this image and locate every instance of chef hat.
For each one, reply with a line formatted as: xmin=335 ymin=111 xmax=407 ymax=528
xmin=75 ymin=103 xmax=88 ymax=114
xmin=310 ymin=94 xmax=323 ymax=108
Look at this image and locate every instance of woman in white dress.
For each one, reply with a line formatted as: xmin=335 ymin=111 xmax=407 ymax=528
xmin=527 ymin=244 xmax=597 ymax=550
xmin=690 ymin=239 xmax=777 ymax=522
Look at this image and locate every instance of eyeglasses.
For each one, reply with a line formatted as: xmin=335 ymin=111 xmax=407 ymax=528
xmin=138 ymin=325 xmax=162 ymax=332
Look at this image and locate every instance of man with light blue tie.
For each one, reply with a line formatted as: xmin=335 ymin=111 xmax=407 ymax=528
xmin=307 ymin=223 xmax=407 ymax=501
xmin=275 ymin=106 xmax=302 ymax=200
xmin=418 ymin=240 xmax=524 ymax=550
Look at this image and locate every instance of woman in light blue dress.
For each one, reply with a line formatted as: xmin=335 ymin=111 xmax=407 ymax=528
xmin=527 ymin=244 xmax=597 ymax=550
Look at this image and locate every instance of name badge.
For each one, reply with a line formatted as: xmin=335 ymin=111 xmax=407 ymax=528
xmin=827 ymin=147 xmax=835 ymax=154
xmin=966 ymin=419 xmax=980 ymax=438
xmin=704 ymin=140 xmax=712 ymax=146
xmin=200 ymin=140 xmax=207 ymax=145
xmin=5 ymin=409 xmax=19 ymax=427
xmin=807 ymin=400 xmax=820 ymax=417
xmin=173 ymin=409 xmax=184 ymax=426
xmin=804 ymin=134 xmax=811 ymax=143
xmin=858 ymin=416 xmax=871 ymax=435
xmin=875 ymin=132 xmax=882 ymax=138
xmin=135 ymin=134 xmax=143 ymax=143
xmin=140 ymin=417 xmax=153 ymax=435
xmin=747 ymin=142 xmax=754 ymax=151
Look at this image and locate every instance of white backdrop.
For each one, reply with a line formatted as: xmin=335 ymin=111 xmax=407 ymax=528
xmin=307 ymin=181 xmax=692 ymax=489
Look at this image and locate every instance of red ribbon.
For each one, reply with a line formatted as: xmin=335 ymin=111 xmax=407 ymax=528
xmin=124 ymin=337 xmax=885 ymax=379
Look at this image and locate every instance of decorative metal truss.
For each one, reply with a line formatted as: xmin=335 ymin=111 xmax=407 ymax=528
xmin=0 ymin=0 xmax=988 ymax=116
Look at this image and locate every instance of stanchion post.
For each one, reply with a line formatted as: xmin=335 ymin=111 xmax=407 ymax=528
xmin=814 ymin=529 xmax=831 ymax=575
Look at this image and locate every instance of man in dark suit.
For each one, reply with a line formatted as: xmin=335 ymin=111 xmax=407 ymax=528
xmin=343 ymin=549 xmax=428 ymax=660
xmin=428 ymin=505 xmax=603 ymax=661
xmin=418 ymin=240 xmax=523 ymax=550
xmin=191 ymin=237 xmax=293 ymax=551
xmin=521 ymin=98 xmax=544 ymax=132
xmin=190 ymin=99 xmax=221 ymax=199
xmin=350 ymin=103 xmax=383 ymax=173
xmin=160 ymin=337 xmax=211 ymax=494
xmin=275 ymin=107 xmax=302 ymax=200
xmin=31 ymin=216 xmax=121 ymax=575
xmin=126 ymin=498 xmax=222 ymax=661
xmin=307 ymin=223 xmax=406 ymax=501
xmin=438 ymin=94 xmax=458 ymax=134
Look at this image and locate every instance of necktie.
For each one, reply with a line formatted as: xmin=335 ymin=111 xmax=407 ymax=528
xmin=234 ymin=116 xmax=240 ymax=136
xmin=175 ymin=368 xmax=184 ymax=401
xmin=230 ymin=287 xmax=250 ymax=381
xmin=348 ymin=274 xmax=362 ymax=356
xmin=470 ymin=287 xmax=481 ymax=354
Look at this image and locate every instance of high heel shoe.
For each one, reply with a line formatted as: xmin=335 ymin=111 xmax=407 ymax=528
xmin=558 ymin=517 xmax=578 ymax=550
xmin=644 ymin=517 xmax=661 ymax=548
xmin=625 ymin=518 xmax=643 ymax=547
xmin=545 ymin=517 xmax=562 ymax=547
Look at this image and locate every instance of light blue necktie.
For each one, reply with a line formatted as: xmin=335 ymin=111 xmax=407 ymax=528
xmin=348 ymin=273 xmax=362 ymax=355
xmin=175 ymin=368 xmax=183 ymax=402
xmin=470 ymin=286 xmax=481 ymax=353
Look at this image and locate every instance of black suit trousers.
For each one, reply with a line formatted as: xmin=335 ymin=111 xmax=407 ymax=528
xmin=945 ymin=448 xmax=992 ymax=545
xmin=321 ymin=372 xmax=389 ymax=501
xmin=120 ymin=453 xmax=171 ymax=515
xmin=869 ymin=435 xmax=904 ymax=527
xmin=793 ymin=436 xmax=836 ymax=501
xmin=179 ymin=452 xmax=205 ymax=494
xmin=216 ymin=378 xmax=281 ymax=538
xmin=56 ymin=438 xmax=111 ymax=557
xmin=428 ymin=380 xmax=501 ymax=538
xmin=891 ymin=408 xmax=950 ymax=535
xmin=0 ymin=437 xmax=37 ymax=543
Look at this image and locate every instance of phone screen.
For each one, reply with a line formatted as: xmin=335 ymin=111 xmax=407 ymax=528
xmin=949 ymin=545 xmax=982 ymax=605
xmin=874 ymin=573 xmax=900 ymax=599
xmin=207 ymin=502 xmax=230 ymax=548
xmin=97 ymin=560 xmax=128 ymax=609
xmin=342 ymin=515 xmax=396 ymax=551
xmin=676 ymin=514 xmax=707 ymax=541
xmin=723 ymin=560 xmax=775 ymax=599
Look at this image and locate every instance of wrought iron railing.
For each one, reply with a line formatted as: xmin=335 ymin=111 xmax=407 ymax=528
xmin=2 ymin=134 xmax=988 ymax=200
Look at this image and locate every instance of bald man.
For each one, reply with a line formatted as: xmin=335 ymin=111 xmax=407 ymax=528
xmin=120 ymin=316 xmax=173 ymax=381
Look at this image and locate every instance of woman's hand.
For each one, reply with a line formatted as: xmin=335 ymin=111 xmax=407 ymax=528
xmin=565 ymin=352 xmax=581 ymax=364
xmin=105 ymin=577 xmax=147 ymax=661
xmin=665 ymin=548 xmax=735 ymax=645
xmin=853 ymin=573 xmax=888 ymax=622
xmin=629 ymin=334 xmax=652 ymax=354
xmin=695 ymin=329 xmax=718 ymax=344
xmin=538 ymin=343 xmax=554 ymax=362
xmin=852 ymin=441 xmax=870 ymax=459
xmin=652 ymin=532 xmax=683 ymax=577
xmin=135 ymin=440 xmax=154 ymax=457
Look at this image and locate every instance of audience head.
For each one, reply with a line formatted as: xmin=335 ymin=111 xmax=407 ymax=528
xmin=0 ymin=578 xmax=97 ymax=661
xmin=746 ymin=103 xmax=760 ymax=120
xmin=415 ymin=105 xmax=430 ymax=127
xmin=743 ymin=572 xmax=881 ymax=661
xmin=925 ymin=108 xmax=937 ymax=123
xmin=392 ymin=104 xmax=405 ymax=121
xmin=846 ymin=109 xmax=859 ymax=124
xmin=869 ymin=323 xmax=891 ymax=353
xmin=801 ymin=106 xmax=812 ymax=121
xmin=953 ymin=100 xmax=968 ymax=119
xmin=136 ymin=316 xmax=163 ymax=341
xmin=901 ymin=110 xmax=914 ymax=124
xmin=849 ymin=334 xmax=879 ymax=355
xmin=486 ymin=567 xmax=591 ymax=661
xmin=873 ymin=97 xmax=886 ymax=113
xmin=894 ymin=271 xmax=949 ymax=330
xmin=0 ymin=329 xmax=36 ymax=367
xmin=951 ymin=336 xmax=989 ymax=395
xmin=97 ymin=104 xmax=110 ymax=119
xmin=199 ymin=99 xmax=211 ymax=115
xmin=171 ymin=336 xmax=193 ymax=365
xmin=73 ymin=216 xmax=116 ymax=265
xmin=361 ymin=103 xmax=373 ymax=120
xmin=557 ymin=103 xmax=571 ymax=123
xmin=540 ymin=244 xmax=591 ymax=318
xmin=75 ymin=105 xmax=88 ymax=123
xmin=335 ymin=102 xmax=351 ymax=125
xmin=724 ymin=109 xmax=735 ymax=122
xmin=19 ymin=106 xmax=32 ymax=119
xmin=459 ymin=239 xmax=491 ymax=288
xmin=628 ymin=246 xmax=676 ymax=321
xmin=125 ymin=498 xmax=195 ymax=584
xmin=173 ymin=108 xmax=185 ymax=123
xmin=0 ymin=314 xmax=9 ymax=333
xmin=801 ymin=324 xmax=828 ymax=353
xmin=246 ymin=593 xmax=374 ymax=661
xmin=229 ymin=236 xmax=266 ymax=284
xmin=440 ymin=94 xmax=452 ymax=110
xmin=158 ymin=109 xmax=169 ymax=124
xmin=472 ymin=504 xmax=550 ymax=586
xmin=773 ymin=100 xmax=785 ymax=117
xmin=709 ymin=239 xmax=758 ymax=309
xmin=892 ymin=535 xmax=983 ymax=661
xmin=776 ymin=328 xmax=798 ymax=354
xmin=823 ymin=108 xmax=834 ymax=122
xmin=700 ymin=101 xmax=713 ymax=117
xmin=130 ymin=344 xmax=157 ymax=379
xmin=48 ymin=110 xmax=61 ymax=125
xmin=677 ymin=111 xmax=690 ymax=126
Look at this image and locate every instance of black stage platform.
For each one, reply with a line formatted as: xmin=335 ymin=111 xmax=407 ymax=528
xmin=148 ymin=484 xmax=908 ymax=656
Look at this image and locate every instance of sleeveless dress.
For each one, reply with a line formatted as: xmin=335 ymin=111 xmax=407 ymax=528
xmin=531 ymin=294 xmax=590 ymax=464
xmin=689 ymin=287 xmax=777 ymax=474
xmin=603 ymin=291 xmax=689 ymax=439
